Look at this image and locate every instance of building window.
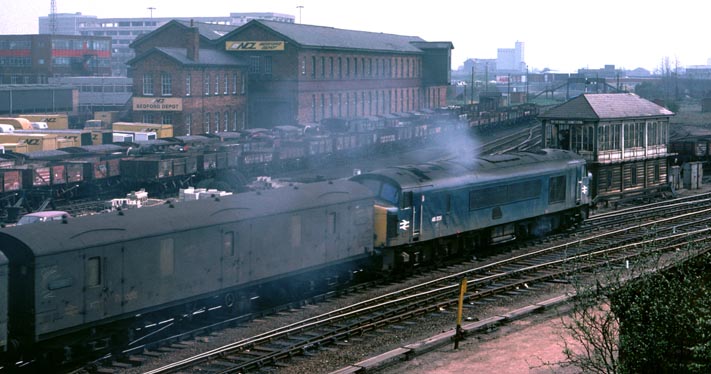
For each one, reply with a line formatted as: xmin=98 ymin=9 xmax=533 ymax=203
xmin=311 ymin=56 xmax=316 ymax=78
xmin=224 ymin=111 xmax=229 ymax=131
xmin=312 ymin=94 xmax=317 ymax=122
xmin=232 ymin=73 xmax=238 ymax=94
xmin=204 ymin=73 xmax=210 ymax=95
xmin=185 ymin=73 xmax=191 ymax=96
xmin=362 ymin=58 xmax=366 ymax=77
xmin=250 ymin=56 xmax=260 ymax=73
xmin=369 ymin=58 xmax=373 ymax=77
xmin=161 ymin=72 xmax=172 ymax=96
xmin=233 ymin=110 xmax=239 ymax=131
xmin=224 ymin=74 xmax=229 ymax=94
xmin=346 ymin=58 xmax=350 ymax=77
xmin=329 ymin=93 xmax=334 ymax=117
xmin=346 ymin=93 xmax=350 ymax=117
xmin=321 ymin=56 xmax=325 ymax=78
xmin=214 ymin=111 xmax=220 ymax=132
xmin=241 ymin=75 xmax=246 ymax=94
xmin=338 ymin=57 xmax=342 ymax=79
xmin=214 ymin=74 xmax=219 ymax=95
xmin=142 ymin=73 xmax=153 ymax=95
xmin=205 ymin=112 xmax=210 ymax=133
xmin=354 ymin=58 xmax=358 ymax=77
xmin=142 ymin=113 xmax=154 ymax=123
xmin=264 ymin=56 xmax=272 ymax=74
xmin=186 ymin=113 xmax=192 ymax=135
xmin=161 ymin=113 xmax=172 ymax=125
xmin=321 ymin=93 xmax=325 ymax=119
xmin=329 ymin=57 xmax=334 ymax=78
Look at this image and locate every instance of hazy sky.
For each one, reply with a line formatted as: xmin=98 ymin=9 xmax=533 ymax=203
xmin=0 ymin=0 xmax=707 ymax=73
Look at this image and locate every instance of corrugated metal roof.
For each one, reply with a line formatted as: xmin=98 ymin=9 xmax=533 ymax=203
xmin=539 ymin=93 xmax=675 ymax=120
xmin=0 ymin=179 xmax=374 ymax=257
xmin=243 ymin=20 xmax=426 ymax=53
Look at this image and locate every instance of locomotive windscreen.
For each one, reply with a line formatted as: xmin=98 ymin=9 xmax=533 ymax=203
xmin=356 ymin=178 xmax=399 ymax=206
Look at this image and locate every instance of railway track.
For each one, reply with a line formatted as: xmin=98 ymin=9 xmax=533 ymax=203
xmin=88 ymin=193 xmax=711 ymax=374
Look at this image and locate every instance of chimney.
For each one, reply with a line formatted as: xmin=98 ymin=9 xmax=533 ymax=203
xmin=186 ymin=19 xmax=199 ymax=61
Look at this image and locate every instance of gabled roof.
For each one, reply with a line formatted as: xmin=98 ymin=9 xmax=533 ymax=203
xmin=539 ymin=93 xmax=674 ymax=120
xmin=173 ymin=19 xmax=238 ymax=41
xmin=128 ymin=47 xmax=246 ymax=67
xmin=224 ymin=19 xmax=428 ymax=53
xmin=131 ymin=19 xmax=238 ymax=48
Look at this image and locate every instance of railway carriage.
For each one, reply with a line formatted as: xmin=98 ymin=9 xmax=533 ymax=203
xmin=0 ymin=179 xmax=374 ymax=362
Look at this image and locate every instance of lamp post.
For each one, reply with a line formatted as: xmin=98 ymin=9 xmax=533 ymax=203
xmin=296 ymin=5 xmax=304 ymax=24
xmin=147 ymin=7 xmax=156 ymax=18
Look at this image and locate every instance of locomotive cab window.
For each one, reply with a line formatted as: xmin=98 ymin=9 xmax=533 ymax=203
xmin=549 ymin=175 xmax=567 ymax=204
xmin=357 ymin=178 xmax=399 ymax=206
xmin=86 ymin=256 xmax=101 ymax=287
xmin=401 ymin=191 xmax=413 ymax=209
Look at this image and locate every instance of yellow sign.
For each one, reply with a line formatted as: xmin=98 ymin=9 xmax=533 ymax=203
xmin=133 ymin=97 xmax=183 ymax=111
xmin=226 ymin=41 xmax=285 ymax=51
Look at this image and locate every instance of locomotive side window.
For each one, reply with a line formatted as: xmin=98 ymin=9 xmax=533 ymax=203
xmin=223 ymin=231 xmax=235 ymax=256
xmin=160 ymin=238 xmax=174 ymax=276
xmin=549 ymin=175 xmax=566 ymax=204
xmin=86 ymin=256 xmax=101 ymax=287
xmin=469 ymin=180 xmax=541 ymax=210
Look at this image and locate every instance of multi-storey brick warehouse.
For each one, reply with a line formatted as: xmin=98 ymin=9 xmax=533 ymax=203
xmin=128 ymin=20 xmax=452 ymax=134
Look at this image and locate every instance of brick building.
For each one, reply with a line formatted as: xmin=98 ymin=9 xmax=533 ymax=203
xmin=129 ymin=21 xmax=249 ymax=135
xmin=0 ymin=34 xmax=111 ymax=84
xmin=128 ymin=19 xmax=453 ymax=134
xmin=223 ymin=20 xmax=452 ymax=128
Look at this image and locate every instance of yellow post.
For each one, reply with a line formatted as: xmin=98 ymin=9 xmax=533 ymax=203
xmin=454 ymin=277 xmax=467 ymax=349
